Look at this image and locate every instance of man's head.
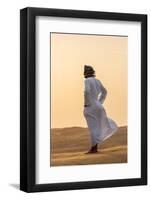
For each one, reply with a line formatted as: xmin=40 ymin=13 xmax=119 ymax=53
xmin=84 ymin=65 xmax=95 ymax=78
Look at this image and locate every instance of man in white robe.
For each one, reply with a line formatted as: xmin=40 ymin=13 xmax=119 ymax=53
xmin=83 ymin=65 xmax=118 ymax=153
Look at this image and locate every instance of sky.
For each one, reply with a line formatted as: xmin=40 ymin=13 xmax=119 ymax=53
xmin=50 ymin=33 xmax=128 ymax=128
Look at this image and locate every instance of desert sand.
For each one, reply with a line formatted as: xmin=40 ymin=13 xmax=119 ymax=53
xmin=50 ymin=126 xmax=127 ymax=166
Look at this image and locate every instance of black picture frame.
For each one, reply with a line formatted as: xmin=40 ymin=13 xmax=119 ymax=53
xmin=20 ymin=7 xmax=147 ymax=193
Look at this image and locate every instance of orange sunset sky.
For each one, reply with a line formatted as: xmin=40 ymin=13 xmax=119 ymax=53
xmin=50 ymin=33 xmax=128 ymax=128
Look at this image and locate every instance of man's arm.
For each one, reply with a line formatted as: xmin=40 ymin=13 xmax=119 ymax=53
xmin=84 ymin=79 xmax=91 ymax=106
xmin=98 ymin=83 xmax=107 ymax=104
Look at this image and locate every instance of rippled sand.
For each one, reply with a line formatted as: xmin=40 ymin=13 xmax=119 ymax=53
xmin=50 ymin=126 xmax=127 ymax=166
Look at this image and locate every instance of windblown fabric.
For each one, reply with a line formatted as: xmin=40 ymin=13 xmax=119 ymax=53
xmin=83 ymin=77 xmax=118 ymax=146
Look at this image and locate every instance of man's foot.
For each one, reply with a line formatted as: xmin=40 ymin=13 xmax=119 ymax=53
xmin=85 ymin=149 xmax=98 ymax=154
xmin=85 ymin=144 xmax=98 ymax=154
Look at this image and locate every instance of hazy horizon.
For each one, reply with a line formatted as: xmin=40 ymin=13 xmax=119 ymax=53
xmin=51 ymin=125 xmax=127 ymax=130
xmin=51 ymin=33 xmax=128 ymax=128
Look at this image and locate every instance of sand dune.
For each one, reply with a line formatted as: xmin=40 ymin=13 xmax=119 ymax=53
xmin=50 ymin=126 xmax=127 ymax=166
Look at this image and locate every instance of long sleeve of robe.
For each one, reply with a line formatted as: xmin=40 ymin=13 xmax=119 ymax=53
xmin=83 ymin=77 xmax=118 ymax=146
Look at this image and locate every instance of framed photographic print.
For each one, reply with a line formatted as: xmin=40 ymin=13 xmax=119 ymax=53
xmin=20 ymin=7 xmax=147 ymax=192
